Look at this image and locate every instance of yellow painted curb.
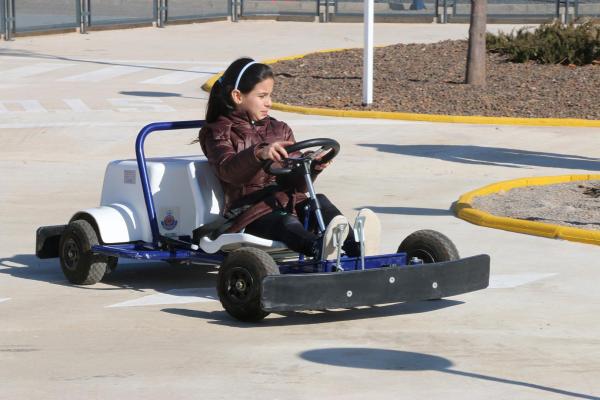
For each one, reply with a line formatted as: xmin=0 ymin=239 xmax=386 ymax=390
xmin=455 ymin=175 xmax=600 ymax=246
xmin=201 ymin=49 xmax=600 ymax=128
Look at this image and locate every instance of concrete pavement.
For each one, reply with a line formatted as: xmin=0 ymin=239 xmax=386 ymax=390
xmin=1 ymin=21 xmax=599 ymax=399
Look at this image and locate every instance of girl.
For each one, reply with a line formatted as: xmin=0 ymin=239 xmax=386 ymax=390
xmin=198 ymin=57 xmax=379 ymax=260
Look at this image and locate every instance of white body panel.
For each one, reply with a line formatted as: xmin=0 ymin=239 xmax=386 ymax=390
xmin=80 ymin=156 xmax=224 ymax=244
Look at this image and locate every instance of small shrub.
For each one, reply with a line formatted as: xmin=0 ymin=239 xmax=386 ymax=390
xmin=486 ymin=21 xmax=600 ymax=65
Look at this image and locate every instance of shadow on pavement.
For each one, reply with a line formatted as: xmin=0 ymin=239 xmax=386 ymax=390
xmin=118 ymin=91 xmax=206 ymax=100
xmin=0 ymin=253 xmax=217 ymax=294
xmin=355 ymin=206 xmax=452 ymax=216
xmin=162 ymin=299 xmax=462 ymax=327
xmin=299 ymin=348 xmax=598 ymax=399
xmin=359 ymin=144 xmax=600 ymax=171
xmin=0 ymin=48 xmax=217 ymax=74
xmin=2 ymin=254 xmax=465 ymax=325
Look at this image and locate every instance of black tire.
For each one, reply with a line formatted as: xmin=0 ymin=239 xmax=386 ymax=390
xmin=59 ymin=220 xmax=108 ymax=285
xmin=217 ymin=247 xmax=279 ymax=322
xmin=397 ymin=229 xmax=459 ymax=264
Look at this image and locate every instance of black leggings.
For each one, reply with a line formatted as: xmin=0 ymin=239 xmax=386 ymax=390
xmin=245 ymin=194 xmax=359 ymax=257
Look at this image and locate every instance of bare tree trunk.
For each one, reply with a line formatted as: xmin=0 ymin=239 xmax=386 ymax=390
xmin=466 ymin=0 xmax=487 ymax=86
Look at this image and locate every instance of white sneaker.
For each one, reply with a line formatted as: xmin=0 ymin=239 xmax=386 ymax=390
xmin=321 ymin=215 xmax=349 ymax=261
xmin=353 ymin=208 xmax=381 ymax=256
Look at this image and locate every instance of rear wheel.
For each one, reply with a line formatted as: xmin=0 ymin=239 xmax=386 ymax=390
xmin=217 ymin=247 xmax=279 ymax=322
xmin=397 ymin=229 xmax=459 ymax=263
xmin=59 ymin=220 xmax=109 ymax=285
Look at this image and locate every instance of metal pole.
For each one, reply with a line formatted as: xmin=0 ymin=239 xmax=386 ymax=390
xmin=4 ymin=0 xmax=14 ymax=40
xmin=316 ymin=0 xmax=320 ymax=21
xmin=81 ymin=0 xmax=91 ymax=32
xmin=78 ymin=0 xmax=87 ymax=34
xmin=362 ymin=0 xmax=374 ymax=105
xmin=443 ymin=0 xmax=447 ymax=23
xmin=232 ymin=0 xmax=239 ymax=22
xmin=156 ymin=0 xmax=165 ymax=27
xmin=1 ymin=0 xmax=6 ymax=40
xmin=565 ymin=0 xmax=570 ymax=23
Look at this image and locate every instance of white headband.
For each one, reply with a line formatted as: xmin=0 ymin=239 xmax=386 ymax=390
xmin=234 ymin=61 xmax=257 ymax=91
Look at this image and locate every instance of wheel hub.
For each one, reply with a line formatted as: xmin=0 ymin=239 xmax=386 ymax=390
xmin=226 ymin=267 xmax=254 ymax=302
xmin=412 ymin=249 xmax=436 ymax=263
xmin=63 ymin=238 xmax=80 ymax=271
xmin=235 ymin=279 xmax=247 ymax=291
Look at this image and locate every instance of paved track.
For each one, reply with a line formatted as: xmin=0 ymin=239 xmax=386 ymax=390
xmin=1 ymin=21 xmax=599 ymax=400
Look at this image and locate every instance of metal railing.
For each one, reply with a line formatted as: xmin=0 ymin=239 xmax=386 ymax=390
xmin=445 ymin=0 xmax=560 ymax=23
xmin=2 ymin=0 xmax=600 ymax=40
xmin=239 ymin=0 xmax=319 ymax=17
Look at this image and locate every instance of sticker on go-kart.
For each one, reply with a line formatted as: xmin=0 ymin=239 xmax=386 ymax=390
xmin=123 ymin=169 xmax=136 ymax=184
xmin=160 ymin=207 xmax=179 ymax=231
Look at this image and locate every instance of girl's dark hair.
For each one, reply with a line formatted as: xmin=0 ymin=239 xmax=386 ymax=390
xmin=205 ymin=57 xmax=274 ymax=123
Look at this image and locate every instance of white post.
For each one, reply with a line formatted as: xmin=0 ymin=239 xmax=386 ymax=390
xmin=362 ymin=0 xmax=374 ymax=105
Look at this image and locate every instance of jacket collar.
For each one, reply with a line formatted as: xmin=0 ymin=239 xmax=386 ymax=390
xmin=228 ymin=109 xmax=269 ymax=127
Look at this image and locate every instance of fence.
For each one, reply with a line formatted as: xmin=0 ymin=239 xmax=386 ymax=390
xmin=2 ymin=0 xmax=600 ymax=40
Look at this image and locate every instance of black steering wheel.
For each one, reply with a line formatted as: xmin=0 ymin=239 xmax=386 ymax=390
xmin=264 ymin=138 xmax=340 ymax=175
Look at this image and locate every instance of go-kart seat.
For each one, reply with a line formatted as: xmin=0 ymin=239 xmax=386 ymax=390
xmin=194 ymin=159 xmax=288 ymax=254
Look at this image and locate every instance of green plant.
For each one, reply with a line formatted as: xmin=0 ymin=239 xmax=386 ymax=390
xmin=486 ymin=21 xmax=600 ymax=65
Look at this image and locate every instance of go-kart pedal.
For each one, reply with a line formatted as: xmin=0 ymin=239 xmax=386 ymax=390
xmin=353 ymin=208 xmax=381 ymax=268
xmin=320 ymin=215 xmax=349 ymax=268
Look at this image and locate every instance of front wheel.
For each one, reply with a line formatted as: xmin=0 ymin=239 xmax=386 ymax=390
xmin=398 ymin=230 xmax=459 ymax=300
xmin=398 ymin=229 xmax=459 ymax=264
xmin=217 ymin=247 xmax=280 ymax=322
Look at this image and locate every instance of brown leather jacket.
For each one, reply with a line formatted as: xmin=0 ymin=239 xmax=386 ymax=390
xmin=199 ymin=110 xmax=315 ymax=233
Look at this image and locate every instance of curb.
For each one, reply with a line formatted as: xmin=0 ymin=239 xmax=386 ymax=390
xmin=454 ymin=175 xmax=600 ymax=246
xmin=201 ymin=49 xmax=600 ymax=128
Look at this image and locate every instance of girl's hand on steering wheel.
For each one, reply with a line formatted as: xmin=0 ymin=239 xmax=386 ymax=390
xmin=313 ymin=160 xmax=332 ymax=171
xmin=311 ymin=148 xmax=333 ymax=171
xmin=257 ymin=141 xmax=294 ymax=162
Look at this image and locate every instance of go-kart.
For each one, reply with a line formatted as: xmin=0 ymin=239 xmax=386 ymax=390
xmin=36 ymin=120 xmax=490 ymax=322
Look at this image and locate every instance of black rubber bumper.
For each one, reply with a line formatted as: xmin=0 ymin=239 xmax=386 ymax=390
xmin=261 ymin=254 xmax=490 ymax=312
xmin=36 ymin=225 xmax=66 ymax=259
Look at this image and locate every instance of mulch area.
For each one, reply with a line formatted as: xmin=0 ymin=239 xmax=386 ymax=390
xmin=472 ymin=181 xmax=600 ymax=231
xmin=270 ymin=40 xmax=600 ymax=119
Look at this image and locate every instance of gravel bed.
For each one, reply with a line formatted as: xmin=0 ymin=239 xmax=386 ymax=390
xmin=472 ymin=181 xmax=600 ymax=230
xmin=271 ymin=40 xmax=600 ymax=119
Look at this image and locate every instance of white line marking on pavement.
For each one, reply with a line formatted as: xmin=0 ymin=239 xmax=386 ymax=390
xmin=63 ymin=98 xmax=92 ymax=112
xmin=0 ymin=63 xmax=74 ymax=80
xmin=108 ymin=98 xmax=176 ymax=112
xmin=141 ymin=67 xmax=219 ymax=85
xmin=60 ymin=66 xmax=144 ymax=82
xmin=107 ymin=288 xmax=217 ymax=308
xmin=489 ymin=273 xmax=557 ymax=289
xmin=0 ymin=100 xmax=47 ymax=113
xmin=0 ymin=298 xmax=11 ymax=304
